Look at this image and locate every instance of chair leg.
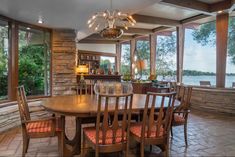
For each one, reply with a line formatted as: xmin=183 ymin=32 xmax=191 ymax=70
xmin=22 ymin=137 xmax=29 ymax=157
xmin=184 ymin=123 xmax=188 ymax=146
xmin=171 ymin=126 xmax=173 ymax=138
xmin=58 ymin=132 xmax=64 ymax=157
xmin=140 ymin=142 xmax=144 ymax=157
xmin=164 ymin=144 xmax=169 ymax=157
xmin=82 ymin=132 xmax=86 ymax=157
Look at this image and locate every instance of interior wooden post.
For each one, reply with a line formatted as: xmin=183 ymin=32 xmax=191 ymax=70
xmin=150 ymin=34 xmax=156 ymax=76
xmin=130 ymin=39 xmax=136 ymax=79
xmin=176 ymin=25 xmax=185 ymax=83
xmin=116 ymin=43 xmax=121 ymax=73
xmin=8 ymin=22 xmax=18 ymax=100
xmin=216 ymin=13 xmax=229 ymax=88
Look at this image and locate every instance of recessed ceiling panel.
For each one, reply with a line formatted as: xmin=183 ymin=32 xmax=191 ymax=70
xmin=138 ymin=3 xmax=200 ymax=21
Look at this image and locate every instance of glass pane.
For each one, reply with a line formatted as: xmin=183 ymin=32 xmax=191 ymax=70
xmin=156 ymin=31 xmax=177 ymax=81
xmin=183 ymin=21 xmax=216 ymax=86
xmin=136 ymin=39 xmax=150 ymax=80
xmin=100 ymin=56 xmax=116 ymax=74
xmin=121 ymin=43 xmax=131 ymax=75
xmin=18 ymin=26 xmax=51 ymax=96
xmin=0 ymin=20 xmax=9 ymax=100
xmin=226 ymin=16 xmax=235 ymax=88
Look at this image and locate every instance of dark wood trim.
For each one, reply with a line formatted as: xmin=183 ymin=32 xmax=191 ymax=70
xmin=216 ymin=13 xmax=229 ymax=88
xmin=150 ymin=34 xmax=156 ymax=75
xmin=152 ymin=26 xmax=171 ymax=33
xmin=120 ymin=27 xmax=153 ymax=34
xmin=132 ymin=14 xmax=180 ymax=26
xmin=78 ymin=39 xmax=119 ymax=44
xmin=161 ymin=0 xmax=209 ymax=13
xmin=85 ymin=34 xmax=134 ymax=40
xmin=130 ymin=39 xmax=136 ymax=79
xmin=209 ymin=0 xmax=233 ymax=12
xmin=78 ymin=50 xmax=117 ymax=57
xmin=180 ymin=14 xmax=210 ymax=24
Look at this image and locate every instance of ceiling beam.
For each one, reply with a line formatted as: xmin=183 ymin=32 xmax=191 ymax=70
xmin=85 ymin=34 xmax=135 ymax=40
xmin=180 ymin=14 xmax=210 ymax=24
xmin=209 ymin=0 xmax=233 ymax=12
xmin=160 ymin=0 xmax=210 ymax=13
xmin=152 ymin=26 xmax=171 ymax=33
xmin=78 ymin=39 xmax=119 ymax=44
xmin=132 ymin=14 xmax=180 ymax=26
xmin=120 ymin=27 xmax=153 ymax=34
xmin=161 ymin=0 xmax=234 ymax=14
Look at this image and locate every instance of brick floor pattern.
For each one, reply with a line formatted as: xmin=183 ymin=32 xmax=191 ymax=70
xmin=0 ymin=110 xmax=235 ymax=157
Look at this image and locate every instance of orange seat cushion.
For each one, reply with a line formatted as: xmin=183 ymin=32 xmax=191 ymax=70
xmin=130 ymin=124 xmax=164 ymax=138
xmin=83 ymin=127 xmax=126 ymax=145
xmin=173 ymin=114 xmax=185 ymax=123
xmin=26 ymin=119 xmax=60 ymax=133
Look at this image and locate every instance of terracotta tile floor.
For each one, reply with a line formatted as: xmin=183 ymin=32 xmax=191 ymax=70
xmin=1 ymin=110 xmax=235 ymax=157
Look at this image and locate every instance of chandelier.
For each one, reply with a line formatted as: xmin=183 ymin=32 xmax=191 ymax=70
xmin=87 ymin=0 xmax=136 ymax=39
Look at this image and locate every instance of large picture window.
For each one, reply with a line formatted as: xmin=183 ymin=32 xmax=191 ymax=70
xmin=226 ymin=16 xmax=235 ymax=88
xmin=156 ymin=31 xmax=177 ymax=81
xmin=100 ymin=56 xmax=116 ymax=74
xmin=0 ymin=20 xmax=9 ymax=100
xmin=183 ymin=21 xmax=216 ymax=86
xmin=120 ymin=43 xmax=131 ymax=75
xmin=18 ymin=26 xmax=51 ymax=96
xmin=136 ymin=38 xmax=150 ymax=79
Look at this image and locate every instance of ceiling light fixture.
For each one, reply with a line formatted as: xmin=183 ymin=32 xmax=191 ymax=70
xmin=37 ymin=16 xmax=44 ymax=24
xmin=87 ymin=0 xmax=136 ymax=39
xmin=217 ymin=10 xmax=223 ymax=14
xmin=26 ymin=27 xmax=31 ymax=30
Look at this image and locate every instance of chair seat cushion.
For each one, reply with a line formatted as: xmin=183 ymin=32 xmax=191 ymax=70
xmin=83 ymin=127 xmax=126 ymax=145
xmin=26 ymin=119 xmax=61 ymax=133
xmin=130 ymin=124 xmax=164 ymax=138
xmin=173 ymin=114 xmax=185 ymax=123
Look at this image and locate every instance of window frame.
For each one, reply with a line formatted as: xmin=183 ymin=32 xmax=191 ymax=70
xmin=0 ymin=15 xmax=52 ymax=104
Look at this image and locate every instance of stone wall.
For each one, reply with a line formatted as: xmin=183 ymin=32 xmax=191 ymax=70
xmin=191 ymin=87 xmax=235 ymax=115
xmin=0 ymin=101 xmax=50 ymax=133
xmin=52 ymin=29 xmax=77 ymax=96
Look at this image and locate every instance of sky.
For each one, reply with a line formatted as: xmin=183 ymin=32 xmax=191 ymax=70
xmin=184 ymin=29 xmax=235 ymax=73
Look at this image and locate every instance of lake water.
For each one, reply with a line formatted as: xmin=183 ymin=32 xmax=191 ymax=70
xmin=156 ymin=75 xmax=235 ymax=88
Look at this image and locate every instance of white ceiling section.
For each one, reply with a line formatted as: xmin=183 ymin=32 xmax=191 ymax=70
xmin=0 ymin=0 xmax=160 ymax=40
xmin=78 ymin=44 xmax=116 ymax=54
xmin=138 ymin=3 xmax=200 ymax=21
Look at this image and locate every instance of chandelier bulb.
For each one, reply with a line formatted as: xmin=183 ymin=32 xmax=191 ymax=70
xmin=89 ymin=24 xmax=93 ymax=28
xmin=124 ymin=26 xmax=128 ymax=30
xmin=92 ymin=15 xmax=96 ymax=19
xmin=87 ymin=20 xmax=91 ymax=24
xmin=118 ymin=12 xmax=121 ymax=16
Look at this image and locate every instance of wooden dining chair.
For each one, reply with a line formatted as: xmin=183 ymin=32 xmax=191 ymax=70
xmin=17 ymin=86 xmax=64 ymax=157
xmin=171 ymin=85 xmax=193 ymax=146
xmin=82 ymin=93 xmax=133 ymax=157
xmin=129 ymin=92 xmax=176 ymax=157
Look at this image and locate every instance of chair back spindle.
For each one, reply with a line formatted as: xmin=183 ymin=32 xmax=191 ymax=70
xmin=141 ymin=92 xmax=176 ymax=139
xmin=95 ymin=94 xmax=133 ymax=145
xmin=17 ymin=86 xmax=31 ymax=122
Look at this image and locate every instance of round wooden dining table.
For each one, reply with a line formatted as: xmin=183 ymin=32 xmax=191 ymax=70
xmin=41 ymin=94 xmax=180 ymax=156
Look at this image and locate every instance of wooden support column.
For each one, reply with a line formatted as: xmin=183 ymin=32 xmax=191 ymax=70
xmin=176 ymin=25 xmax=185 ymax=83
xmin=150 ymin=34 xmax=156 ymax=76
xmin=130 ymin=39 xmax=136 ymax=79
xmin=116 ymin=43 xmax=121 ymax=73
xmin=8 ymin=22 xmax=18 ymax=100
xmin=216 ymin=13 xmax=229 ymax=88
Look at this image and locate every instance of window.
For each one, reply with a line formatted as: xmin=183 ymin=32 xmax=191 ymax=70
xmin=183 ymin=21 xmax=216 ymax=86
xmin=18 ymin=26 xmax=51 ymax=96
xmin=120 ymin=43 xmax=131 ymax=75
xmin=156 ymin=31 xmax=177 ymax=81
xmin=226 ymin=16 xmax=235 ymax=88
xmin=100 ymin=56 xmax=116 ymax=74
xmin=136 ymin=39 xmax=150 ymax=79
xmin=0 ymin=20 xmax=9 ymax=100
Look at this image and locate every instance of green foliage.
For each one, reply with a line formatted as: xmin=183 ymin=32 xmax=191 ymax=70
xmin=0 ymin=27 xmax=8 ymax=99
xmin=156 ymin=34 xmax=177 ymax=77
xmin=100 ymin=59 xmax=111 ymax=74
xmin=18 ymin=45 xmax=47 ymax=95
xmin=192 ymin=19 xmax=235 ymax=65
xmin=136 ymin=40 xmax=150 ymax=75
xmin=121 ymin=44 xmax=131 ymax=74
